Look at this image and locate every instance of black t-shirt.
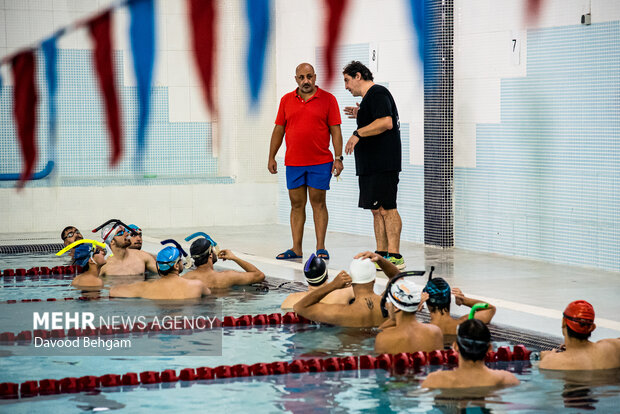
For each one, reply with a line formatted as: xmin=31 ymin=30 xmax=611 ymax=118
xmin=354 ymin=84 xmax=402 ymax=176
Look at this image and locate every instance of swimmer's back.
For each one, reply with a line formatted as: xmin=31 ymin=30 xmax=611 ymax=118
xmin=540 ymin=339 xmax=620 ymax=370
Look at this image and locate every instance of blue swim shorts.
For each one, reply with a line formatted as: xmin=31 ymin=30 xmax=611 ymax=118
xmin=286 ymin=162 xmax=333 ymax=190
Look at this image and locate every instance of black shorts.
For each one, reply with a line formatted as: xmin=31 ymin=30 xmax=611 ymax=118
xmin=358 ymin=171 xmax=399 ymax=210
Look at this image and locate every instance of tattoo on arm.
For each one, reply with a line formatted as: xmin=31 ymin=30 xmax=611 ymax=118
xmin=365 ymin=298 xmax=374 ymax=310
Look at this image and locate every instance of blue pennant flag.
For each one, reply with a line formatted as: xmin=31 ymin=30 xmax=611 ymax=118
xmin=129 ymin=0 xmax=156 ymax=171
xmin=408 ymin=0 xmax=431 ymax=76
xmin=246 ymin=0 xmax=271 ymax=106
xmin=42 ymin=34 xmax=59 ymax=154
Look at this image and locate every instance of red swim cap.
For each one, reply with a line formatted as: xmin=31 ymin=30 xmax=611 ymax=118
xmin=563 ymin=300 xmax=595 ymax=334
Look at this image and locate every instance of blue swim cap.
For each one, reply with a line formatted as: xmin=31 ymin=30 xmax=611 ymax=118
xmin=424 ymin=277 xmax=451 ymax=306
xmin=73 ymin=244 xmax=93 ymax=267
xmin=156 ymin=246 xmax=181 ymax=271
xmin=128 ymin=224 xmax=141 ymax=233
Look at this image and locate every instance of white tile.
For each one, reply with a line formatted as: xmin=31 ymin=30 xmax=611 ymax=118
xmin=29 ymin=11 xmax=55 ymax=44
xmin=5 ymin=10 xmax=33 ymax=49
xmin=454 ymin=123 xmax=477 ymax=168
xmin=161 ymin=0 xmax=186 ymax=15
xmin=454 ymin=77 xmax=501 ymax=124
xmin=153 ymin=49 xmax=167 ymax=86
xmin=166 ymin=50 xmax=189 ymax=86
xmin=52 ymin=0 xmax=70 ymax=11
xmin=189 ymin=86 xmax=211 ymax=122
xmin=168 ymin=86 xmax=190 ymax=120
xmin=5 ymin=0 xmax=28 ymax=10
xmin=165 ymin=13 xmax=188 ymax=51
xmin=0 ymin=11 xmax=6 ymax=48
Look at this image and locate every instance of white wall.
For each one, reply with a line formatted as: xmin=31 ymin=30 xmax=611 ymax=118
xmin=453 ymin=0 xmax=620 ymax=168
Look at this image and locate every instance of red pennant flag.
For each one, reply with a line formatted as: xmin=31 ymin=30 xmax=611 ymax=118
xmin=526 ymin=0 xmax=544 ymax=22
xmin=11 ymin=51 xmax=38 ymax=188
xmin=323 ymin=0 xmax=349 ymax=85
xmin=189 ymin=0 xmax=216 ymax=112
xmin=88 ymin=11 xmax=122 ymax=166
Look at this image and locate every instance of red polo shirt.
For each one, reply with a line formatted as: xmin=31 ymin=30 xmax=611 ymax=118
xmin=275 ymin=86 xmax=341 ymax=166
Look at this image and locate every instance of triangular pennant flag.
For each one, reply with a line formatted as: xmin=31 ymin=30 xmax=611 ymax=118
xmin=128 ymin=0 xmax=156 ymax=171
xmin=88 ymin=11 xmax=123 ymax=166
xmin=526 ymin=0 xmax=544 ymax=22
xmin=189 ymin=0 xmax=216 ymax=112
xmin=408 ymin=0 xmax=430 ymax=75
xmin=41 ymin=34 xmax=59 ymax=157
xmin=246 ymin=0 xmax=271 ymax=106
xmin=322 ymin=0 xmax=349 ymax=85
xmin=11 ymin=51 xmax=39 ymax=189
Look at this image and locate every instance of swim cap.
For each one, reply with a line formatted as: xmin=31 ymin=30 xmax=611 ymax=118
xmin=156 ymin=246 xmax=181 ymax=272
xmin=101 ymin=223 xmax=122 ymax=245
xmin=563 ymin=300 xmax=595 ymax=334
xmin=386 ymin=278 xmax=422 ymax=313
xmin=190 ymin=238 xmax=213 ymax=266
xmin=349 ymin=258 xmax=376 ymax=284
xmin=73 ymin=244 xmax=93 ymax=267
xmin=128 ymin=224 xmax=141 ymax=234
xmin=424 ymin=277 xmax=451 ymax=306
xmin=456 ymin=319 xmax=490 ymax=358
xmin=304 ymin=254 xmax=327 ymax=286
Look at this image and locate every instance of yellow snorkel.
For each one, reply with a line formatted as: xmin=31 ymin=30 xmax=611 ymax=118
xmin=56 ymin=239 xmax=107 ymax=256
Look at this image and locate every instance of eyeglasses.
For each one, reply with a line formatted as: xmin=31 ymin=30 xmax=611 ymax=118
xmin=62 ymin=230 xmax=82 ymax=240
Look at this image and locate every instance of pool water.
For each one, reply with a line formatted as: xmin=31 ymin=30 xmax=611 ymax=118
xmin=2 ymin=252 xmax=620 ymax=413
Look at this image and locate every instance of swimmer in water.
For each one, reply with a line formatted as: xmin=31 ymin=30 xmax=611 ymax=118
xmin=539 ymin=300 xmax=620 ymax=370
xmin=57 ymin=240 xmax=106 ymax=288
xmin=182 ymin=233 xmax=265 ymax=289
xmin=61 ymin=226 xmax=83 ymax=258
xmin=109 ymin=244 xmax=210 ymax=299
xmin=294 ymin=256 xmax=387 ymax=327
xmin=95 ymin=220 xmax=158 ymax=277
xmin=127 ymin=224 xmax=143 ymax=250
xmin=281 ymin=254 xmax=354 ymax=309
xmin=374 ymin=276 xmax=443 ymax=354
xmin=421 ymin=318 xmax=520 ymax=389
xmin=421 ymin=276 xmax=496 ymax=337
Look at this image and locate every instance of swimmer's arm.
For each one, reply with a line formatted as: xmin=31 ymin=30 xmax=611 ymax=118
xmin=453 ymin=288 xmax=496 ymax=324
xmin=354 ymin=251 xmax=400 ymax=278
xmin=109 ymin=282 xmax=146 ymax=298
xmin=219 ymin=250 xmax=265 ymax=284
xmin=294 ymin=271 xmax=352 ymax=321
xmin=144 ymin=253 xmax=158 ymax=274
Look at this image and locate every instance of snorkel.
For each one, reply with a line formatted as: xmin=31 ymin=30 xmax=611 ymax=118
xmin=468 ymin=302 xmax=489 ymax=320
xmin=56 ymin=239 xmax=107 ymax=267
xmin=380 ymin=267 xmax=430 ymax=318
xmin=185 ymin=232 xmax=221 ymax=255
xmin=160 ymin=239 xmax=190 ymax=269
xmin=92 ymin=219 xmax=139 ymax=236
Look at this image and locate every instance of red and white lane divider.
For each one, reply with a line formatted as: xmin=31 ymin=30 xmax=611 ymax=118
xmin=1 ymin=266 xmax=80 ymax=279
xmin=0 ymin=345 xmax=532 ymax=399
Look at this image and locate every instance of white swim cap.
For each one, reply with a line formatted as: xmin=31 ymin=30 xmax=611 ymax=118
xmin=349 ymin=258 xmax=376 ymax=284
xmin=101 ymin=223 xmax=121 ymax=245
xmin=387 ymin=278 xmax=422 ymax=312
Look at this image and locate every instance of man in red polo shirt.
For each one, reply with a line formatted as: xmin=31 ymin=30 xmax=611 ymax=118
xmin=268 ymin=63 xmax=343 ymax=261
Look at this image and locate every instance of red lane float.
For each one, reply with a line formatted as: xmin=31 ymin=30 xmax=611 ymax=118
xmin=1 ymin=347 xmax=533 ymax=399
xmin=1 ymin=265 xmax=81 ymax=279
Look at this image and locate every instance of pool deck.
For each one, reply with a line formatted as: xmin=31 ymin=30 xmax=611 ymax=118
xmin=3 ymin=224 xmax=619 ymax=341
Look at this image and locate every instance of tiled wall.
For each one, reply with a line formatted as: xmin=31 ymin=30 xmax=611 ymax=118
xmin=455 ymin=21 xmax=620 ymax=271
xmin=0 ymin=49 xmax=220 ymax=186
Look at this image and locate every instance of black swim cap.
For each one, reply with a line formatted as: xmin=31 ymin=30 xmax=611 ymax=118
xmin=190 ymin=238 xmax=212 ymax=266
xmin=304 ymin=254 xmax=327 ymax=286
xmin=424 ymin=277 xmax=451 ymax=306
xmin=456 ymin=319 xmax=490 ymax=361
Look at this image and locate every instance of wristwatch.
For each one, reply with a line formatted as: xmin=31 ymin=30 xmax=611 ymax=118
xmin=353 ymin=130 xmax=360 ymax=138
xmin=335 ymin=155 xmax=344 ymax=161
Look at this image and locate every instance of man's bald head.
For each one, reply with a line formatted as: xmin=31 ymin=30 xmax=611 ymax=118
xmin=295 ymin=63 xmax=317 ymax=95
xmin=296 ymin=63 xmax=315 ymax=74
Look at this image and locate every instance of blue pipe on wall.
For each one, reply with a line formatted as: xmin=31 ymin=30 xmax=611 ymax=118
xmin=0 ymin=160 xmax=55 ymax=181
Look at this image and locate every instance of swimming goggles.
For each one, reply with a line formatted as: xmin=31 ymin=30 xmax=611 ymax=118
xmin=62 ymin=229 xmax=82 ymax=240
